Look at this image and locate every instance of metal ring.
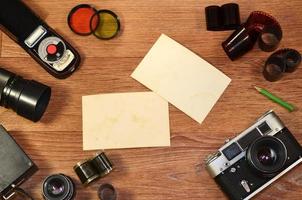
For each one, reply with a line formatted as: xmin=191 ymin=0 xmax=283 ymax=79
xmin=98 ymin=184 xmax=117 ymax=200
xmin=90 ymin=10 xmax=120 ymax=40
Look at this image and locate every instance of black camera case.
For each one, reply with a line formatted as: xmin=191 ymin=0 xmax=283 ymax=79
xmin=0 ymin=125 xmax=37 ymax=199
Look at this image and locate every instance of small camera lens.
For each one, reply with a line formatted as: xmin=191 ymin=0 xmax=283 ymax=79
xmin=47 ymin=179 xmax=65 ymax=197
xmin=257 ymin=147 xmax=277 ymax=166
xmin=247 ymin=136 xmax=287 ymax=176
xmin=42 ymin=174 xmax=75 ymax=200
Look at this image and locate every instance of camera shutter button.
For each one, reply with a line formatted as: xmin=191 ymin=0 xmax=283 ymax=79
xmin=46 ymin=44 xmax=57 ymax=55
xmin=241 ymin=180 xmax=251 ymax=193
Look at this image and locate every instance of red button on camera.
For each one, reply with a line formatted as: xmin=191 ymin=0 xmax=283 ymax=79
xmin=46 ymin=44 xmax=57 ymax=55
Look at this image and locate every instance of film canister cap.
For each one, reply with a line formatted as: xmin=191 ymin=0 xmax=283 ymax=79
xmin=221 ymin=3 xmax=240 ymax=30
xmin=205 ymin=6 xmax=222 ymax=31
xmin=90 ymin=10 xmax=120 ymax=40
xmin=68 ymin=4 xmax=99 ymax=35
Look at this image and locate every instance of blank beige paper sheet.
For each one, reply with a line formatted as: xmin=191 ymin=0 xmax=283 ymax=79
xmin=131 ymin=34 xmax=231 ymax=123
xmin=82 ymin=92 xmax=170 ymax=150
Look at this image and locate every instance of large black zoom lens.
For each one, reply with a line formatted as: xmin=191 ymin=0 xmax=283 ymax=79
xmin=42 ymin=174 xmax=75 ymax=200
xmin=0 ymin=68 xmax=51 ymax=122
xmin=247 ymin=136 xmax=287 ymax=177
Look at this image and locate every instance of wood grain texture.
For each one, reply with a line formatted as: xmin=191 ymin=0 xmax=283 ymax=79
xmin=1 ymin=0 xmax=302 ymax=199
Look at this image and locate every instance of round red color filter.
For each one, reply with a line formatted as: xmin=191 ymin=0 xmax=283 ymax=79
xmin=68 ymin=4 xmax=99 ymax=35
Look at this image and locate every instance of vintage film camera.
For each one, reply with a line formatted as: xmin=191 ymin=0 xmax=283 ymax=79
xmin=0 ymin=125 xmax=37 ymax=200
xmin=205 ymin=111 xmax=302 ymax=200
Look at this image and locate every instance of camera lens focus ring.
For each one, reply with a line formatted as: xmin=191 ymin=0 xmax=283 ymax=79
xmin=247 ymin=136 xmax=287 ymax=176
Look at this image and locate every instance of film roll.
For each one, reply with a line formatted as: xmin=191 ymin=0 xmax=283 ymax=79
xmin=283 ymin=49 xmax=301 ymax=72
xmin=258 ymin=25 xmax=282 ymax=52
xmin=222 ymin=11 xmax=282 ymax=60
xmin=263 ymin=56 xmax=286 ymax=82
xmin=74 ymin=159 xmax=100 ymax=185
xmin=263 ymin=49 xmax=301 ymax=82
xmin=74 ymin=152 xmax=114 ymax=185
xmin=222 ymin=25 xmax=256 ymax=61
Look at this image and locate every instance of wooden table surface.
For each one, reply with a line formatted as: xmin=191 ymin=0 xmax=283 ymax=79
xmin=1 ymin=0 xmax=302 ymax=199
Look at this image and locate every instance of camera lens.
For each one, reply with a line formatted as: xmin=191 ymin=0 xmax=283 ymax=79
xmin=257 ymin=147 xmax=277 ymax=166
xmin=47 ymin=179 xmax=65 ymax=196
xmin=247 ymin=136 xmax=287 ymax=176
xmin=42 ymin=174 xmax=75 ymax=200
xmin=0 ymin=68 xmax=51 ymax=122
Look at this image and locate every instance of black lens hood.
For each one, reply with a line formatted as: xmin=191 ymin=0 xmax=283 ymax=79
xmin=0 ymin=68 xmax=51 ymax=122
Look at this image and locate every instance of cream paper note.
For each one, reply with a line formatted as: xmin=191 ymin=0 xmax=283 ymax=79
xmin=131 ymin=34 xmax=231 ymax=123
xmin=82 ymin=92 xmax=170 ymax=150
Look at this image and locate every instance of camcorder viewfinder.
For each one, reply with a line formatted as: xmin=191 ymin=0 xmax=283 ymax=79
xmin=0 ymin=0 xmax=81 ymax=79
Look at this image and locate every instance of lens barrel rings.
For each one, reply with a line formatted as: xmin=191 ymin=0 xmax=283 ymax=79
xmin=0 ymin=68 xmax=51 ymax=122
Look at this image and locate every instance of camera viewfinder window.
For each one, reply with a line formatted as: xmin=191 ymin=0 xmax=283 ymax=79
xmin=222 ymin=142 xmax=242 ymax=161
xmin=258 ymin=122 xmax=271 ymax=134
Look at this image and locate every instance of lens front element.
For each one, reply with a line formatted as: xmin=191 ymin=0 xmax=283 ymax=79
xmin=42 ymin=174 xmax=75 ymax=200
xmin=247 ymin=136 xmax=287 ymax=176
xmin=47 ymin=178 xmax=65 ymax=197
xmin=257 ymin=146 xmax=277 ymax=166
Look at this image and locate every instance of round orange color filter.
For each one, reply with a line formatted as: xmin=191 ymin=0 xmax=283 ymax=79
xmin=68 ymin=4 xmax=99 ymax=35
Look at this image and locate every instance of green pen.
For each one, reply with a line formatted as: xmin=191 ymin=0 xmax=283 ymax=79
xmin=254 ymin=86 xmax=296 ymax=112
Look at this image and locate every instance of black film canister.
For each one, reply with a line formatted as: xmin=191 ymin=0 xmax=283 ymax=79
xmin=258 ymin=25 xmax=282 ymax=52
xmin=221 ymin=3 xmax=240 ymax=30
xmin=222 ymin=25 xmax=257 ymax=60
xmin=0 ymin=68 xmax=51 ymax=122
xmin=263 ymin=56 xmax=286 ymax=82
xmin=98 ymin=184 xmax=117 ymax=200
xmin=283 ymin=49 xmax=301 ymax=73
xmin=205 ymin=6 xmax=222 ymax=31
